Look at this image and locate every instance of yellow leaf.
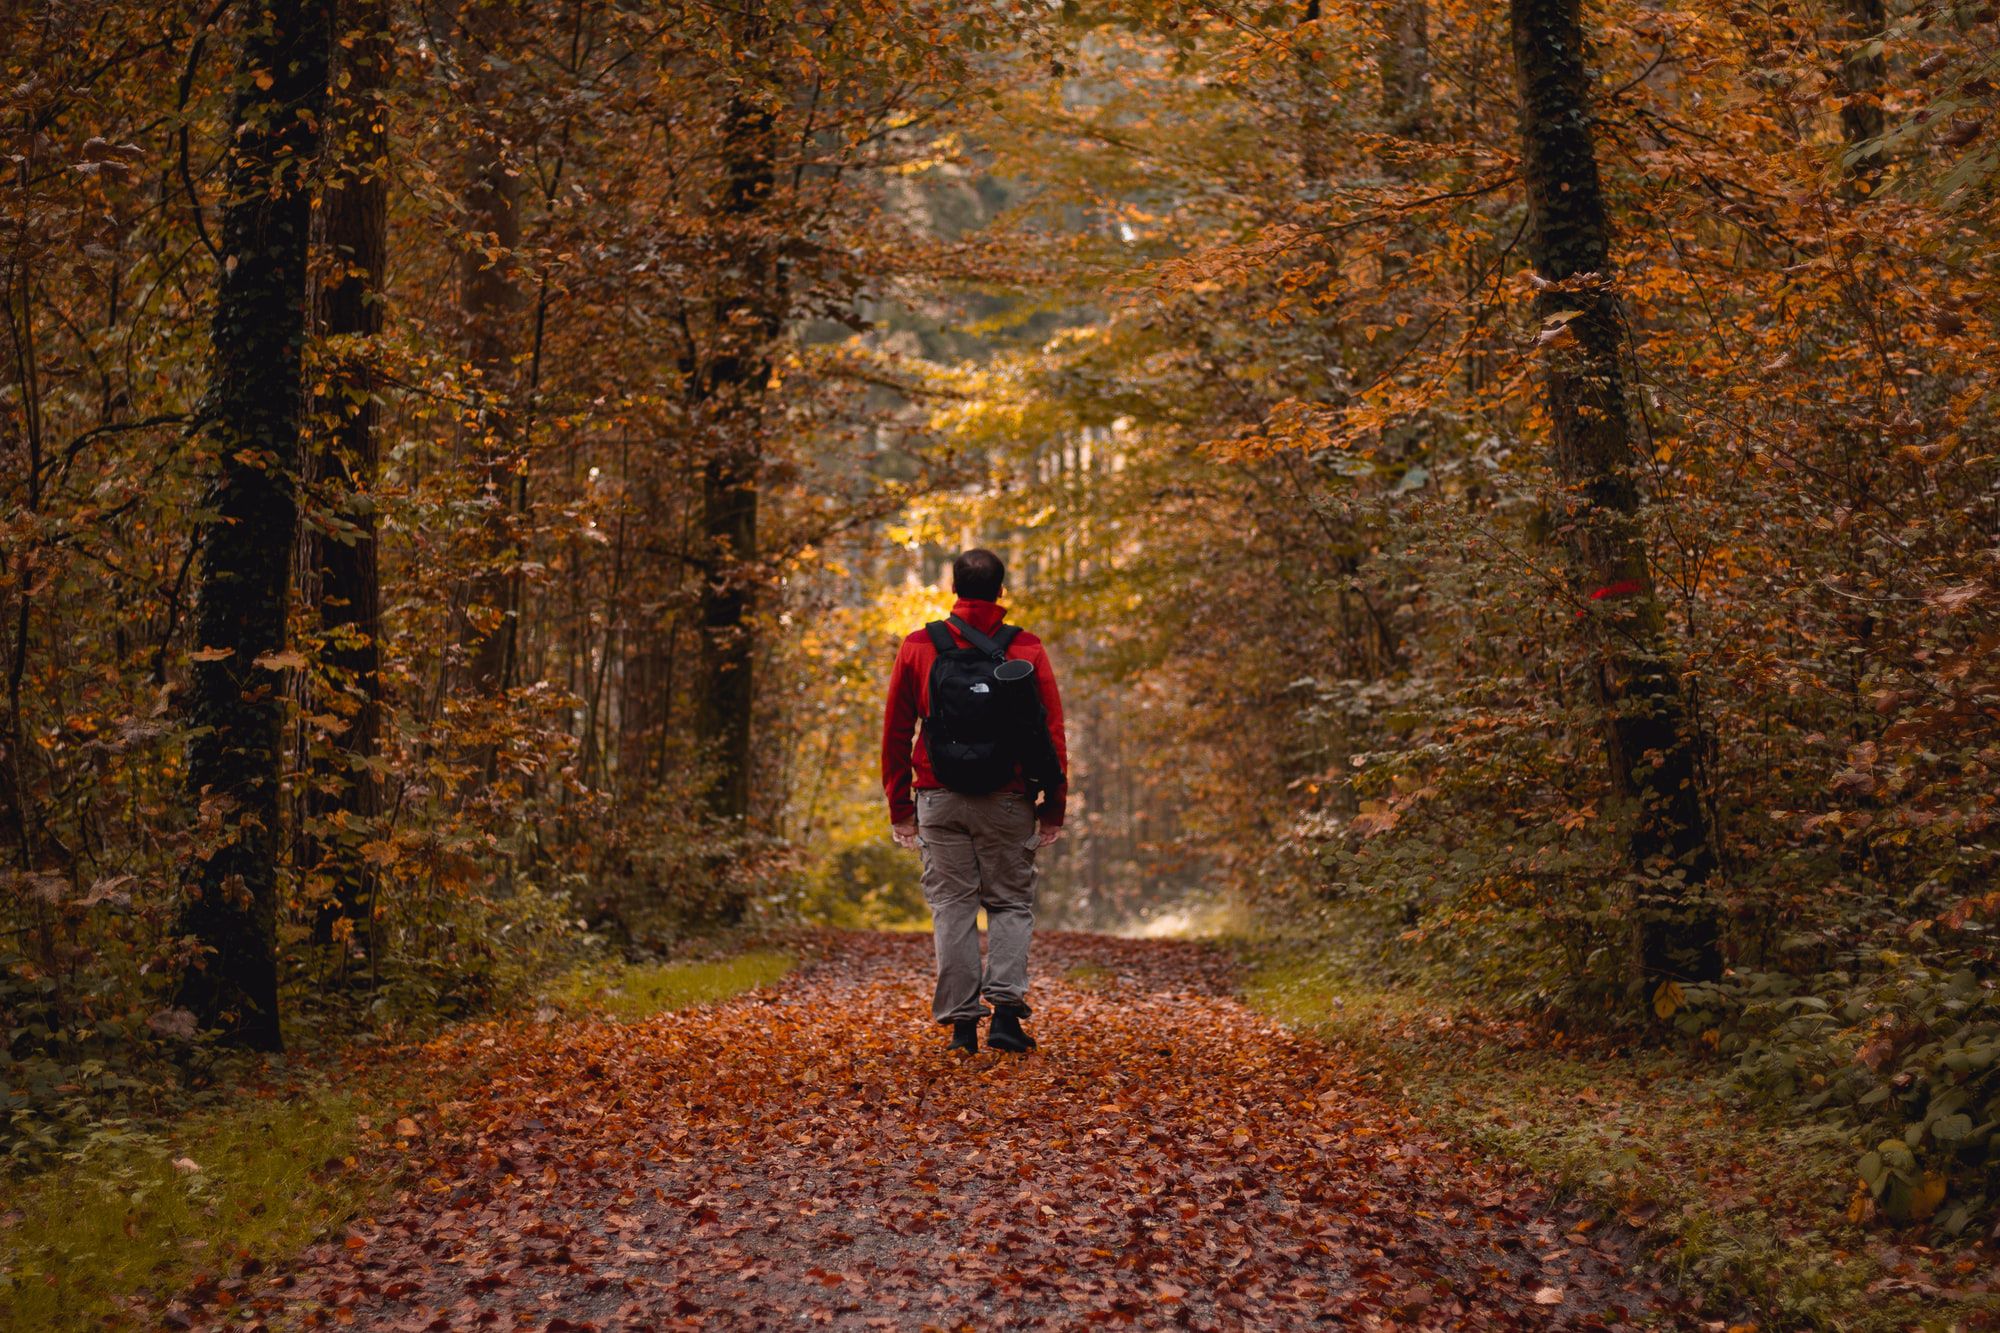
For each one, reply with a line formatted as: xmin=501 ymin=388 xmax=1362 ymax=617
xmin=1653 ymin=980 xmax=1685 ymax=1019
xmin=1907 ymin=1171 xmax=1947 ymax=1220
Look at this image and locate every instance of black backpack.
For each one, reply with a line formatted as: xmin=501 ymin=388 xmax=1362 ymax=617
xmin=922 ymin=615 xmax=1028 ymax=795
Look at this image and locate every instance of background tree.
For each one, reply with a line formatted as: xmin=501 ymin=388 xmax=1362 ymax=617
xmin=302 ymin=0 xmax=393 ymax=970
xmin=447 ymin=0 xmax=525 ymax=710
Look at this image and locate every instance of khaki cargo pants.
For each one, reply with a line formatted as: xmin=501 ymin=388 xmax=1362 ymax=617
xmin=915 ymin=787 xmax=1039 ymax=1024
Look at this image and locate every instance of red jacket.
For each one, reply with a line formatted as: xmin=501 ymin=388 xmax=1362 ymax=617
xmin=882 ymin=597 xmax=1067 ymax=827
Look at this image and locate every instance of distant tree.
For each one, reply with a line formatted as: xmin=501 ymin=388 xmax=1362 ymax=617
xmin=304 ymin=0 xmax=391 ymax=970
xmin=453 ymin=0 xmax=524 ymax=705
xmin=1837 ymin=0 xmax=1888 ymax=174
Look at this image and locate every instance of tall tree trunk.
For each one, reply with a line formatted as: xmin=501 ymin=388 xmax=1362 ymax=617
xmin=1373 ymin=0 xmax=1430 ymax=416
xmin=456 ymin=0 xmax=522 ymax=701
xmin=1837 ymin=0 xmax=1887 ymax=176
xmin=3 ymin=256 xmax=48 ymax=878
xmin=692 ymin=84 xmax=779 ymax=832
xmin=1297 ymin=0 xmax=1327 ymax=184
xmin=1378 ymin=0 xmax=1430 ymax=150
xmin=175 ymin=0 xmax=332 ymax=1049
xmin=1507 ymin=0 xmax=1721 ymax=1002
xmin=304 ymin=0 xmax=389 ymax=968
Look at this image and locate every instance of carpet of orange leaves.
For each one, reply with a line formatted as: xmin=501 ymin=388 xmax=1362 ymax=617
xmin=202 ymin=933 xmax=1686 ymax=1330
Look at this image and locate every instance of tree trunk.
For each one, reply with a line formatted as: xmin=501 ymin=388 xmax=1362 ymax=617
xmin=692 ymin=85 xmax=780 ymax=831
xmin=175 ymin=0 xmax=332 ymax=1050
xmin=1507 ymin=0 xmax=1722 ymax=1000
xmin=1378 ymin=0 xmax=1430 ymax=148
xmin=1837 ymin=0 xmax=1887 ymax=179
xmin=455 ymin=0 xmax=522 ymax=700
xmin=304 ymin=0 xmax=389 ymax=969
xmin=1373 ymin=0 xmax=1430 ymax=413
xmin=1297 ymin=0 xmax=1327 ymax=183
xmin=696 ymin=444 xmax=757 ymax=823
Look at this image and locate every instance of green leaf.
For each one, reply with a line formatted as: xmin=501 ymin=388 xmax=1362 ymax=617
xmin=1931 ymin=1113 xmax=1973 ymax=1144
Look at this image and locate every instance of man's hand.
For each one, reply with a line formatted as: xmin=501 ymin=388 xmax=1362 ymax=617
xmin=1035 ymin=823 xmax=1064 ymax=849
xmin=891 ymin=820 xmax=919 ymax=850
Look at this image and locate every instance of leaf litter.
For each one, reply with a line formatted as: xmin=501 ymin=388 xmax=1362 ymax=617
xmin=199 ymin=933 xmax=1686 ymax=1330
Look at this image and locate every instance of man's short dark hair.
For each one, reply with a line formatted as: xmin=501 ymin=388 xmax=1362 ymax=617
xmin=952 ymin=548 xmax=1005 ymax=601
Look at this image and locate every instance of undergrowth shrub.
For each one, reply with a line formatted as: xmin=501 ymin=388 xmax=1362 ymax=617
xmin=1689 ymin=949 xmax=2000 ymax=1233
xmin=796 ymin=841 xmax=925 ymax=929
xmin=1264 ymin=431 xmax=2000 ymax=1234
xmin=362 ymin=874 xmax=592 ymax=1024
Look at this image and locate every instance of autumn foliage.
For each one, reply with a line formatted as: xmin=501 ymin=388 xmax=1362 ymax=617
xmin=894 ymin=0 xmax=2000 ymax=1228
xmin=2 ymin=0 xmax=1026 ymax=1105
xmin=4 ymin=0 xmax=2000 ymax=1263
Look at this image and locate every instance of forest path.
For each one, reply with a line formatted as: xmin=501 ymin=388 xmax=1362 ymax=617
xmin=258 ymin=932 xmax=1677 ymax=1331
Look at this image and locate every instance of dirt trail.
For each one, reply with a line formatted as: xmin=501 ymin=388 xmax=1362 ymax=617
xmin=247 ymin=932 xmax=1678 ymax=1330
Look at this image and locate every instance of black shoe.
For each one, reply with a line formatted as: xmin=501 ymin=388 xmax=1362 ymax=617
xmin=945 ymin=1019 xmax=981 ymax=1055
xmin=987 ymin=1004 xmax=1037 ymax=1053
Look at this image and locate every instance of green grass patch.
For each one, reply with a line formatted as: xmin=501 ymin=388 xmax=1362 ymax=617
xmin=2 ymin=945 xmax=795 ymax=1329
xmin=1243 ymin=948 xmax=1999 ymax=1332
xmin=0 ymin=1082 xmax=384 ymax=1330
xmin=545 ymin=949 xmax=793 ymax=1021
xmin=1064 ymin=962 xmax=1115 ymax=990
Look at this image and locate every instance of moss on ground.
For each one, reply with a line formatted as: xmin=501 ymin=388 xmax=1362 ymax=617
xmin=1243 ymin=948 xmax=1999 ymax=1333
xmin=545 ymin=949 xmax=794 ymax=1021
xmin=1064 ymin=962 xmax=1115 ymax=989
xmin=1 ymin=947 xmax=794 ymax=1329
xmin=1 ymin=1084 xmax=382 ymax=1329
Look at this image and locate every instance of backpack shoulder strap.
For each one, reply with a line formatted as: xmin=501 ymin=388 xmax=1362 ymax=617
xmin=992 ymin=624 xmax=1022 ymax=653
xmin=946 ymin=614 xmax=1007 ymax=660
xmin=923 ymin=621 xmax=956 ymax=655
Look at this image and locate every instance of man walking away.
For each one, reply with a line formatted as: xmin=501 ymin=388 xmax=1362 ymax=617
xmin=881 ymin=549 xmax=1067 ymax=1055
